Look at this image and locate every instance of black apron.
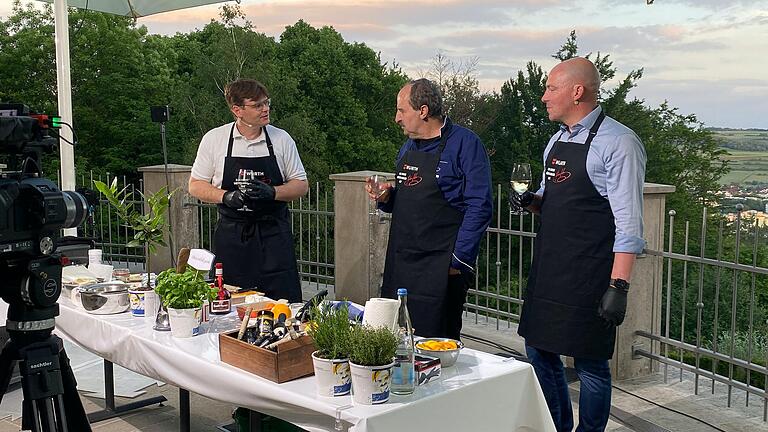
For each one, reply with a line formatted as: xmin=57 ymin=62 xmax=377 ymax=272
xmin=213 ymin=124 xmax=302 ymax=303
xmin=518 ymin=112 xmax=617 ymax=360
xmin=381 ymin=122 xmax=465 ymax=339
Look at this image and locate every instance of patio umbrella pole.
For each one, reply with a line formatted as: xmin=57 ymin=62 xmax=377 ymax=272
xmin=53 ymin=0 xmax=77 ymax=238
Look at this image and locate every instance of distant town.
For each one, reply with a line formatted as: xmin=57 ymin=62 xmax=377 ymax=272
xmin=712 ymin=128 xmax=768 ymax=227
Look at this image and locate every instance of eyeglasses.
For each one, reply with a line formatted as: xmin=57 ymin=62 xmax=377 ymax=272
xmin=241 ymin=98 xmax=271 ymax=111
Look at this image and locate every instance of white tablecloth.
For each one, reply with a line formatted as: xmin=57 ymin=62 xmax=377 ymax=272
xmin=54 ymin=298 xmax=556 ymax=432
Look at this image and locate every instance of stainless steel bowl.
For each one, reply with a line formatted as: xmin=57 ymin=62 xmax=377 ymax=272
xmin=79 ymin=282 xmax=130 ymax=314
xmin=415 ymin=337 xmax=464 ymax=367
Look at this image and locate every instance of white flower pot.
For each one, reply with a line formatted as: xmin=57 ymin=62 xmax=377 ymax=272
xmin=167 ymin=307 xmax=202 ymax=338
xmin=311 ymin=351 xmax=351 ymax=397
xmin=349 ymin=360 xmax=395 ymax=405
xmin=128 ymin=289 xmax=147 ymax=317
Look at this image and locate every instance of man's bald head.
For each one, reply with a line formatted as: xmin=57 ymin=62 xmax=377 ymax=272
xmin=551 ymin=57 xmax=601 ymax=103
xmin=541 ymin=57 xmax=601 ymax=127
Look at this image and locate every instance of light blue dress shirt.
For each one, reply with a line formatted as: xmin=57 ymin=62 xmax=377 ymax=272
xmin=536 ymin=106 xmax=647 ymax=254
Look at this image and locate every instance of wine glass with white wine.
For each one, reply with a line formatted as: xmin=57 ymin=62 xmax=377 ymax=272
xmin=510 ymin=163 xmax=532 ymax=215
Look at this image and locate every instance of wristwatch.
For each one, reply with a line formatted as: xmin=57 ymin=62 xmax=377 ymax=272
xmin=610 ymin=278 xmax=630 ymax=292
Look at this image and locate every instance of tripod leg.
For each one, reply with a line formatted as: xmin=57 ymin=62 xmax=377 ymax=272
xmin=0 ymin=341 xmax=18 ymax=404
xmin=57 ymin=341 xmax=91 ymax=431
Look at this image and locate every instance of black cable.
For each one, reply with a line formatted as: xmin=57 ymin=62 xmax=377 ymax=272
xmin=459 ymin=332 xmax=526 ymax=358
xmin=52 ymin=121 xmax=79 ymax=144
xmin=612 ymin=384 xmax=728 ymax=432
xmin=48 ymin=129 xmax=76 ymax=146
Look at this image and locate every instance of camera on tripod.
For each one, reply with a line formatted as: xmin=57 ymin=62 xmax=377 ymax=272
xmin=0 ymin=103 xmax=92 ymax=432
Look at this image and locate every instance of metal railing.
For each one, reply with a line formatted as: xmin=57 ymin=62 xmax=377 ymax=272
xmin=635 ymin=205 xmax=768 ymax=420
xmin=76 ymin=172 xmax=146 ymax=270
xmin=467 ymin=189 xmax=768 ymax=420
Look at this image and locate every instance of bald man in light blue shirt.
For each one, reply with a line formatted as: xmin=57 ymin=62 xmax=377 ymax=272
xmin=513 ymin=57 xmax=646 ymax=432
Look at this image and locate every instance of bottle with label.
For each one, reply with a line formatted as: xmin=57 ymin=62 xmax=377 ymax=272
xmin=391 ymin=287 xmax=415 ymax=395
xmin=209 ymin=262 xmax=231 ymax=315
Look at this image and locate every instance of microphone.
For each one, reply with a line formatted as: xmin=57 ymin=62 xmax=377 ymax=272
xmin=238 ymin=117 xmax=254 ymax=128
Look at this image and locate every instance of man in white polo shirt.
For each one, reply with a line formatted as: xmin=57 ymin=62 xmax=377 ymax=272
xmin=189 ymin=79 xmax=308 ymax=302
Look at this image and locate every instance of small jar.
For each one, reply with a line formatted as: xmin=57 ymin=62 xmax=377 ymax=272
xmin=256 ymin=310 xmax=274 ymax=338
xmin=113 ymin=268 xmax=130 ymax=282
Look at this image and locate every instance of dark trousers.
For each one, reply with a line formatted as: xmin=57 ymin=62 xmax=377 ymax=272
xmin=445 ymin=274 xmax=470 ymax=340
xmin=526 ymin=345 xmax=612 ymax=432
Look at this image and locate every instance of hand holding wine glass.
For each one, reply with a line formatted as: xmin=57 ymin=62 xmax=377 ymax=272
xmin=509 ymin=163 xmax=532 ymax=215
xmin=366 ymin=175 xmax=391 ymax=202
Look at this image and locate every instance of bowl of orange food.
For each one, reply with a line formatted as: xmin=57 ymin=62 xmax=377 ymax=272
xmin=414 ymin=337 xmax=464 ymax=367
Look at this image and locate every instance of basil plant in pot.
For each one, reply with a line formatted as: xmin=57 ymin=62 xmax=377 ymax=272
xmin=306 ymin=302 xmax=353 ymax=397
xmin=347 ymin=325 xmax=398 ymax=405
xmin=154 ymin=267 xmax=217 ymax=338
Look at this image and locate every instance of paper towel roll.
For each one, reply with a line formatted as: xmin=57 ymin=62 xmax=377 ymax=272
xmin=362 ymin=298 xmax=400 ymax=331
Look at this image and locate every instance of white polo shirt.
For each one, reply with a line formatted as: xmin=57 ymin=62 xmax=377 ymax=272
xmin=191 ymin=122 xmax=308 ymax=188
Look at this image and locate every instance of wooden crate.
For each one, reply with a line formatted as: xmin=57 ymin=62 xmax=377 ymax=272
xmin=219 ymin=331 xmax=315 ymax=383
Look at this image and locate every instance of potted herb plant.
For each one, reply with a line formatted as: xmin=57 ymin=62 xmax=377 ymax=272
xmin=347 ymin=324 xmax=398 ymax=405
xmin=306 ymin=302 xmax=353 ymax=397
xmin=154 ymin=266 xmax=217 ymax=338
xmin=94 ymin=178 xmax=175 ymax=317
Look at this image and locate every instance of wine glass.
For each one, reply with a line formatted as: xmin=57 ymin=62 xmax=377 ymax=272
xmin=509 ymin=163 xmax=532 ymax=215
xmin=234 ymin=169 xmax=253 ymax=212
xmin=371 ymin=175 xmax=388 ymax=198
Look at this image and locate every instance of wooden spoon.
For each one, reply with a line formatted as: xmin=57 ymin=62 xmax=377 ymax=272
xmin=176 ymin=247 xmax=190 ymax=273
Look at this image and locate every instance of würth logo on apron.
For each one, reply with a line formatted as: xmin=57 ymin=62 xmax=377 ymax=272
xmin=397 ymin=164 xmax=423 ymax=187
xmin=546 ymin=157 xmax=572 ymax=184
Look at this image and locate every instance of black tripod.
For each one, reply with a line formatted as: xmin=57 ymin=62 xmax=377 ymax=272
xmin=0 ymin=276 xmax=91 ymax=432
xmin=0 ymin=308 xmax=92 ymax=432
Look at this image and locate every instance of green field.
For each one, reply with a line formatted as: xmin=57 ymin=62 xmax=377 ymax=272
xmin=711 ymin=129 xmax=768 ymax=186
xmin=719 ymin=149 xmax=768 ymax=185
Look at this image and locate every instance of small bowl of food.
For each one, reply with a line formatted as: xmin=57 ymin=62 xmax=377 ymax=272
xmin=415 ymin=338 xmax=464 ymax=367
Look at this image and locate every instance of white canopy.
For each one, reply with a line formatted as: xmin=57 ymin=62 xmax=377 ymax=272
xmin=40 ymin=0 xmax=232 ymax=18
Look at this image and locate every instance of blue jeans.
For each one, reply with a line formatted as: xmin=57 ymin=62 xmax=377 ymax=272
xmin=526 ymin=345 xmax=612 ymax=432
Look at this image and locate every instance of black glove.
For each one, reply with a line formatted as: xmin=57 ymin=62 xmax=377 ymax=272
xmin=598 ymin=279 xmax=629 ymax=326
xmin=243 ymin=179 xmax=276 ymax=202
xmin=222 ymin=189 xmax=246 ymax=209
xmin=508 ymin=190 xmax=534 ymax=212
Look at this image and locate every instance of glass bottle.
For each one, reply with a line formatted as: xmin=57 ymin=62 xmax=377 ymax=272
xmin=210 ymin=262 xmax=231 ymax=315
xmin=391 ymin=287 xmax=415 ymax=395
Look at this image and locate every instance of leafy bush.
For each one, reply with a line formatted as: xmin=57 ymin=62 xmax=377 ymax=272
xmin=348 ymin=325 xmax=397 ymax=367
xmin=307 ymin=301 xmax=352 ymax=359
xmin=155 ymin=267 xmax=216 ymax=309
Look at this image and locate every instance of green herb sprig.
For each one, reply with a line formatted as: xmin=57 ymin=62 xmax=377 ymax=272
xmin=348 ymin=325 xmax=398 ymax=367
xmin=306 ymin=301 xmax=352 ymax=360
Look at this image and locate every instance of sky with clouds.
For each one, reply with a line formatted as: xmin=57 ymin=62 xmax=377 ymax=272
xmin=2 ymin=0 xmax=767 ymax=128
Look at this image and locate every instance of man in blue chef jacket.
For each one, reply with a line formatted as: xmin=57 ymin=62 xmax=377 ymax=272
xmin=366 ymin=78 xmax=493 ymax=339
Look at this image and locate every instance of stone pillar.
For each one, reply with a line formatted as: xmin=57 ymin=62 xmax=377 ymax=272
xmin=138 ymin=164 xmax=200 ymax=274
xmin=330 ymin=171 xmax=394 ymax=305
xmin=612 ymin=183 xmax=675 ymax=380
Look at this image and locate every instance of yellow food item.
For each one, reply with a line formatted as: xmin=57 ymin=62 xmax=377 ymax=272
xmin=416 ymin=340 xmax=458 ymax=351
xmin=271 ymin=303 xmax=292 ymax=321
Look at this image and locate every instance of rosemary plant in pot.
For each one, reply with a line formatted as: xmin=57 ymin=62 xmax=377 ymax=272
xmin=348 ymin=324 xmax=398 ymax=405
xmin=93 ymin=178 xmax=175 ymax=317
xmin=306 ymin=302 xmax=353 ymax=396
xmin=154 ymin=267 xmax=217 ymax=338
